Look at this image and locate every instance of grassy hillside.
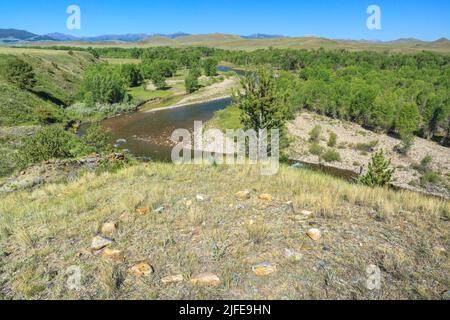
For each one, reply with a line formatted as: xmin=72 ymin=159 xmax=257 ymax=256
xmin=0 ymin=162 xmax=448 ymax=299
xmin=0 ymin=48 xmax=96 ymax=126
xmin=31 ymin=34 xmax=450 ymax=53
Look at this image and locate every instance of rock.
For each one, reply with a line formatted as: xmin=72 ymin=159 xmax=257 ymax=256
xmin=306 ymin=228 xmax=322 ymax=241
xmin=301 ymin=210 xmax=313 ymax=217
xmin=286 ymin=201 xmax=295 ymax=213
xmin=101 ymin=222 xmax=118 ymax=234
xmin=190 ymin=273 xmax=221 ymax=286
xmin=433 ymin=245 xmax=446 ymax=255
xmin=236 ymin=204 xmax=246 ymax=210
xmin=235 ymin=190 xmax=251 ymax=200
xmin=196 ymin=194 xmax=209 ymax=202
xmin=284 ymin=249 xmax=303 ymax=262
xmin=129 ymin=263 xmax=154 ymax=277
xmin=258 ymin=194 xmax=273 ymax=202
xmin=91 ymin=236 xmax=113 ymax=251
xmin=252 ymin=262 xmax=277 ymax=276
xmin=116 ymin=139 xmax=127 ymax=144
xmin=153 ymin=206 xmax=165 ymax=214
xmin=136 ymin=207 xmax=150 ymax=216
xmin=161 ymin=274 xmax=184 ymax=284
xmin=102 ymin=248 xmax=123 ymax=261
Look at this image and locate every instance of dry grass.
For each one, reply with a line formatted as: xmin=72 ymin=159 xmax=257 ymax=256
xmin=0 ymin=162 xmax=448 ymax=300
xmin=28 ymin=35 xmax=450 ymax=53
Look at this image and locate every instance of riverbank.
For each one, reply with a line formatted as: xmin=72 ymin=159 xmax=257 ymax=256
xmin=141 ymin=74 xmax=240 ymax=112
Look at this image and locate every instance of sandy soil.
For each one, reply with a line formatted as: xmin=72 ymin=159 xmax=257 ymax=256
xmin=177 ymin=77 xmax=240 ymax=105
xmin=287 ymin=112 xmax=450 ymax=198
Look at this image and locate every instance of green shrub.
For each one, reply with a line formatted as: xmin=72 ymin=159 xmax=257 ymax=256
xmin=420 ymin=171 xmax=441 ymax=186
xmin=15 ymin=125 xmax=112 ymax=170
xmin=15 ymin=126 xmax=81 ymax=169
xmin=322 ymin=149 xmax=341 ymax=162
xmin=2 ymin=58 xmax=36 ymax=90
xmin=309 ymin=143 xmax=324 ymax=156
xmin=414 ymin=155 xmax=433 ymax=173
xmin=355 ymin=140 xmax=378 ymax=152
xmin=359 ymin=151 xmax=395 ymax=187
xmin=81 ymin=123 xmax=112 ymax=154
xmin=309 ymin=125 xmax=322 ymax=143
xmin=327 ymin=132 xmax=337 ymax=147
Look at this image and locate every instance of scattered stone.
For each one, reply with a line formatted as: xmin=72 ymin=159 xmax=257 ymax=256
xmin=186 ymin=200 xmax=193 ymax=207
xmin=236 ymin=204 xmax=246 ymax=210
xmin=286 ymin=201 xmax=295 ymax=213
xmin=129 ymin=263 xmax=154 ymax=277
xmin=258 ymin=194 xmax=273 ymax=202
xmin=190 ymin=273 xmax=221 ymax=286
xmin=102 ymin=248 xmax=123 ymax=261
xmin=235 ymin=190 xmax=251 ymax=200
xmin=252 ymin=262 xmax=277 ymax=276
xmin=284 ymin=249 xmax=303 ymax=262
xmin=301 ymin=210 xmax=313 ymax=217
xmin=306 ymin=228 xmax=322 ymax=241
xmin=161 ymin=274 xmax=184 ymax=284
xmin=153 ymin=206 xmax=165 ymax=214
xmin=91 ymin=236 xmax=113 ymax=251
xmin=116 ymin=139 xmax=127 ymax=144
xmin=433 ymin=245 xmax=446 ymax=255
xmin=196 ymin=194 xmax=209 ymax=202
xmin=101 ymin=222 xmax=118 ymax=234
xmin=136 ymin=207 xmax=150 ymax=216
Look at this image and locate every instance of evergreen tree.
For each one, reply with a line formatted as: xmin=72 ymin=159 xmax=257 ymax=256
xmin=359 ymin=151 xmax=395 ymax=187
xmin=234 ymin=68 xmax=289 ymax=148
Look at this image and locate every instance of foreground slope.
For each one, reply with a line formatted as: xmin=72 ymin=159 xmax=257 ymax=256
xmin=0 ymin=163 xmax=448 ymax=299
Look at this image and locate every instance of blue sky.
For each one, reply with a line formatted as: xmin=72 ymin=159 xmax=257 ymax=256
xmin=1 ymin=0 xmax=449 ymax=40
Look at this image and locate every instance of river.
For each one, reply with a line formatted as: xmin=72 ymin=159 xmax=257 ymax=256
xmin=80 ymin=66 xmax=358 ymax=181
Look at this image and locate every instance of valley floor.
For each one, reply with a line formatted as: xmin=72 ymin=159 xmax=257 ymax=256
xmin=0 ymin=163 xmax=448 ymax=300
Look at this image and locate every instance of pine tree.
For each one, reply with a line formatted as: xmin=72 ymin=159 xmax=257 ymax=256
xmin=359 ymin=151 xmax=395 ymax=187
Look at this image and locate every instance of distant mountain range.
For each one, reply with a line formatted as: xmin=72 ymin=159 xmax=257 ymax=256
xmin=0 ymin=29 xmax=194 ymax=44
xmin=0 ymin=28 xmax=448 ymax=46
xmin=0 ymin=28 xmax=54 ymax=43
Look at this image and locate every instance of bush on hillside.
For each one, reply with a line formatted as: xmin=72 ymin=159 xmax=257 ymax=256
xmin=3 ymin=58 xmax=37 ymax=90
xmin=359 ymin=151 xmax=395 ymax=187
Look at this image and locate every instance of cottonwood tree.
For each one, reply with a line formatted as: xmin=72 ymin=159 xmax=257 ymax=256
xmin=202 ymin=58 xmax=218 ymax=77
xmin=185 ymin=68 xmax=200 ymax=93
xmin=396 ymin=103 xmax=420 ymax=154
